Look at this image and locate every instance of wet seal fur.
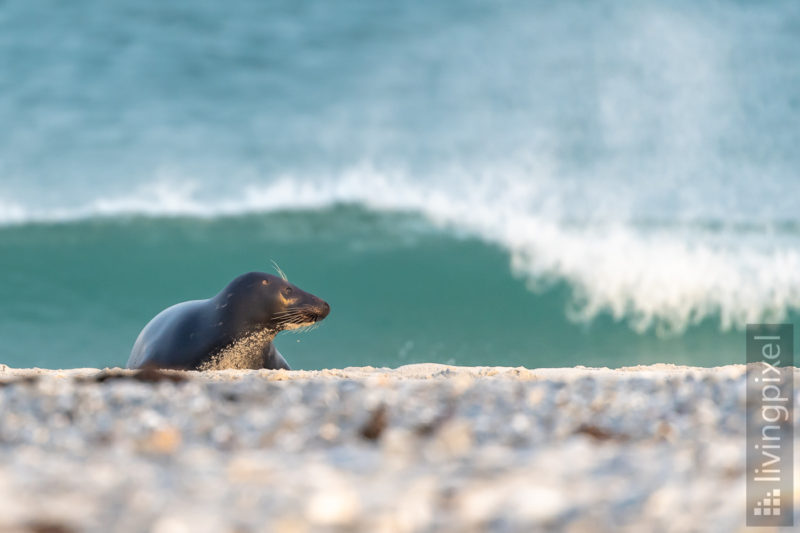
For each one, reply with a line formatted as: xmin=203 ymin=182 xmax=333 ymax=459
xmin=126 ymin=272 xmax=330 ymax=371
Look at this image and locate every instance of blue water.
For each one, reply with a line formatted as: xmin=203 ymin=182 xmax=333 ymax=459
xmin=1 ymin=0 xmax=799 ymax=369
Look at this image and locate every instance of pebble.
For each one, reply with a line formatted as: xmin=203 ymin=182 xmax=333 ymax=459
xmin=0 ymin=364 xmax=796 ymax=532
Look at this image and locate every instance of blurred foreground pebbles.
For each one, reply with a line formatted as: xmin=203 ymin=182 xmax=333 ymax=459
xmin=0 ymin=363 xmax=794 ymax=532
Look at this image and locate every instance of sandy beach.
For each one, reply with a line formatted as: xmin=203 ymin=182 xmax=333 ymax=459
xmin=1 ymin=363 xmax=794 ymax=532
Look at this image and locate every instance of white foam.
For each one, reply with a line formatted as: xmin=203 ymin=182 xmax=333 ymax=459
xmin=1 ymin=168 xmax=799 ymax=334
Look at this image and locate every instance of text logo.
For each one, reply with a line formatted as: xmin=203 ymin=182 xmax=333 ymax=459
xmin=746 ymin=324 xmax=794 ymax=527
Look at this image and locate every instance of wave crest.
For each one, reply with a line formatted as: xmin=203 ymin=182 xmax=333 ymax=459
xmin=2 ymin=169 xmax=798 ymax=334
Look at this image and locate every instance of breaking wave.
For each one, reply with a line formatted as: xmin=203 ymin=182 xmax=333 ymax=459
xmin=2 ymin=167 xmax=798 ymax=335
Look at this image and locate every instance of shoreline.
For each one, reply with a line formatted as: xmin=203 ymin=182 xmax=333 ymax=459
xmin=0 ymin=361 xmax=758 ymax=381
xmin=0 ymin=364 xmax=796 ymax=532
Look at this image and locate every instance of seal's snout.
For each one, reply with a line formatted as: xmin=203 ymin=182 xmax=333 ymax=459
xmin=319 ymin=301 xmax=331 ymax=319
xmin=311 ymin=300 xmax=330 ymax=321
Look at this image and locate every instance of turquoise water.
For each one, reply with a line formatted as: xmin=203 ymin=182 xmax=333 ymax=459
xmin=1 ymin=1 xmax=799 ymax=368
xmin=0 ymin=209 xmax=757 ymax=369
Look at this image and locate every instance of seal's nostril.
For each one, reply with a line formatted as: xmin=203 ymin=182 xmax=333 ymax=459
xmin=320 ymin=301 xmax=331 ymax=317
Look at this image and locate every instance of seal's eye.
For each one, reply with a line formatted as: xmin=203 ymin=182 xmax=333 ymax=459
xmin=261 ymin=280 xmax=269 ymax=286
xmin=284 ymin=286 xmax=293 ymax=296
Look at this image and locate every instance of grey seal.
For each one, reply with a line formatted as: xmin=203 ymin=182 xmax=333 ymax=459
xmin=126 ymin=271 xmax=330 ymax=370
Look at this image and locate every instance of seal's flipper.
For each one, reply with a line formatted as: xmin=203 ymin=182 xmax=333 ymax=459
xmin=263 ymin=342 xmax=291 ymax=370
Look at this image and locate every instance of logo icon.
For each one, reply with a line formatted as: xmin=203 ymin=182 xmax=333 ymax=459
xmin=753 ymin=489 xmax=781 ymax=517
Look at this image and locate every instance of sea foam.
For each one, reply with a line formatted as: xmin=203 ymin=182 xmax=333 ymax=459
xmin=1 ymin=167 xmax=798 ymax=334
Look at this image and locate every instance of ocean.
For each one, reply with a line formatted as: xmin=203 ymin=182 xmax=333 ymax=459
xmin=1 ymin=0 xmax=798 ymax=369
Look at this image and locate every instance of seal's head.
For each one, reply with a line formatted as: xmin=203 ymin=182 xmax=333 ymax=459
xmin=221 ymin=271 xmax=330 ymax=333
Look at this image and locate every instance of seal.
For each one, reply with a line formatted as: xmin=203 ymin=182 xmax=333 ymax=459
xmin=126 ymin=271 xmax=330 ymax=371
